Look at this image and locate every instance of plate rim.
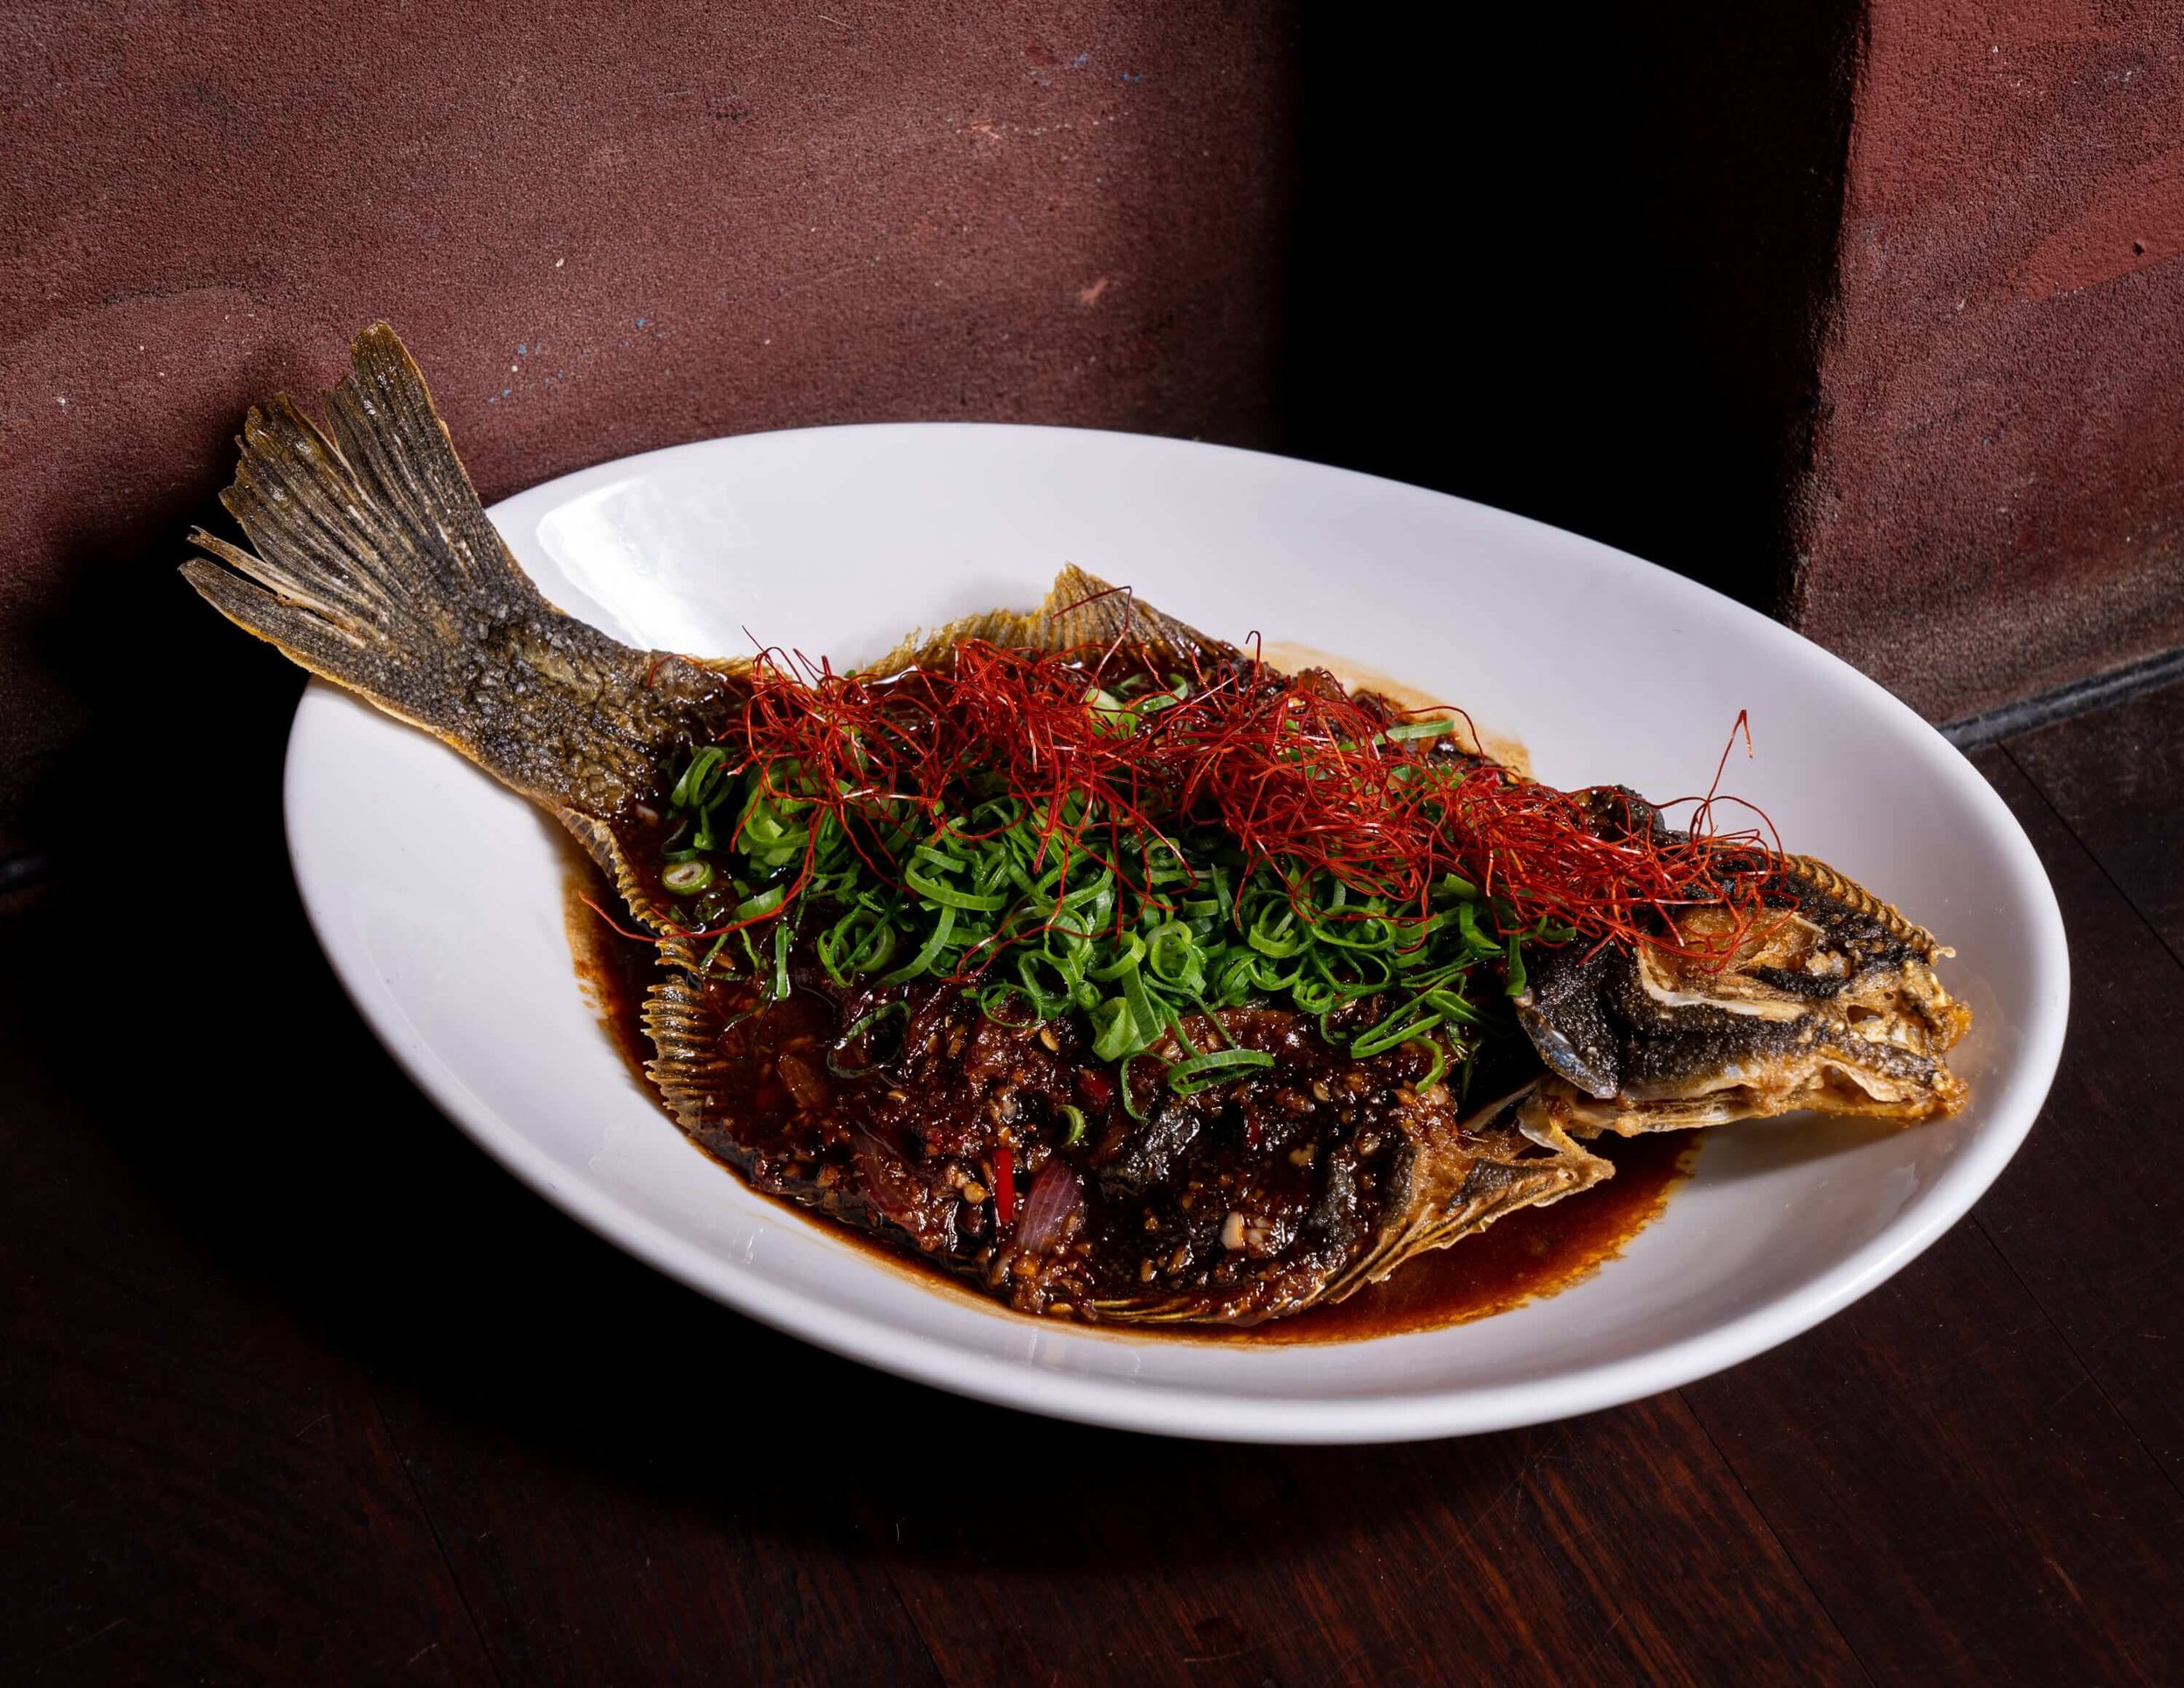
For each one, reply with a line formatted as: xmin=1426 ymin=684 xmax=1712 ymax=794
xmin=283 ymin=419 xmax=2071 ymax=1443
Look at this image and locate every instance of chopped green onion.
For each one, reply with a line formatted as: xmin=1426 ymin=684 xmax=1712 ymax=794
xmin=661 ymin=859 xmax=715 ymax=896
xmin=903 ymin=861 xmax=1010 ymax=911
xmin=978 ymin=982 xmax=1039 ymax=1025
xmin=1457 ymin=900 xmax=1500 ymax=957
xmin=1089 ymin=997 xmax=1137 ymax=1062
xmin=733 ymin=883 xmax=786 ymax=922
xmin=1406 ymin=1035 xmax=1450 ymax=1093
xmin=879 ymin=903 xmax=957 ymax=985
xmin=669 ymin=745 xmax=729 ymax=810
xmin=646 ymin=690 xmax=1579 ymax=1107
xmin=1167 ymin=1048 xmax=1275 ymax=1094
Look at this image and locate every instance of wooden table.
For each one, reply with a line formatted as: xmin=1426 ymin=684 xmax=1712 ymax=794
xmin=5 ymin=659 xmax=2181 ymax=1685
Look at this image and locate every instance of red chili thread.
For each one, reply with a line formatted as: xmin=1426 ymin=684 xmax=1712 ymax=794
xmin=579 ymin=891 xmax=660 ymax=943
xmin=697 ymin=640 xmax=1780 ymax=969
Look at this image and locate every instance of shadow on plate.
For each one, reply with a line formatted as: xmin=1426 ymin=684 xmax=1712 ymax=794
xmin=1686 ymin=1111 xmax=1912 ymax=1184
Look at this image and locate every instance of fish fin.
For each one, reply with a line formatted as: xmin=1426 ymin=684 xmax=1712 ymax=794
xmin=182 ymin=323 xmax=734 ymax=817
xmin=643 ymin=970 xmax=735 ymax=1136
xmin=1038 ymin=565 xmax=1234 ymax=657
xmin=563 ymin=811 xmax=711 ymax=965
xmin=1325 ymin=1090 xmax=1612 ymax=1297
xmin=1778 ymin=852 xmax=1950 ymax=961
xmin=864 ymin=566 xmax=1238 ymax=675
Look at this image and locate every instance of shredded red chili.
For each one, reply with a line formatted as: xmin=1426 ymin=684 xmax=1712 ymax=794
xmin=719 ymin=638 xmax=1777 ymax=965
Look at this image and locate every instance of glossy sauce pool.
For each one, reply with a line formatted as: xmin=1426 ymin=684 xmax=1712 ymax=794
xmin=565 ymin=866 xmax=1698 ymax=1343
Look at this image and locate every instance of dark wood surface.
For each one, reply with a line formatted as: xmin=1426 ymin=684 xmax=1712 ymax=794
xmin=6 ymin=676 xmax=2184 ymax=1685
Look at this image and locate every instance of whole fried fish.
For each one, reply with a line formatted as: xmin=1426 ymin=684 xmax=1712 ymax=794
xmin=182 ymin=326 xmax=1968 ymax=1325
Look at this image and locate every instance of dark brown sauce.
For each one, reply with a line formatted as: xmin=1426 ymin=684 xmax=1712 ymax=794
xmin=564 ymin=859 xmax=1698 ymax=1342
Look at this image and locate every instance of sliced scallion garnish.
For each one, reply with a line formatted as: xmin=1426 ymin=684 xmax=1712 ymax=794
xmin=661 ymin=859 xmax=715 ymax=896
xmin=638 ymin=668 xmax=1611 ymax=1107
xmin=1166 ymin=1048 xmax=1275 ymax=1094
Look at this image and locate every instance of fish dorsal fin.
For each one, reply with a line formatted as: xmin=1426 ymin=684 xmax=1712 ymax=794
xmin=862 ymin=566 xmax=1236 ymax=675
xmin=1778 ymin=852 xmax=1951 ymax=961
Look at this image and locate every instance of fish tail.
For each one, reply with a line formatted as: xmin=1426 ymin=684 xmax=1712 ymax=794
xmin=181 ymin=323 xmax=731 ymax=817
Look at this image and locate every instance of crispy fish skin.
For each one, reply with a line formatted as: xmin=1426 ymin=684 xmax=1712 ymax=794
xmin=181 ymin=323 xmax=1612 ymax=1325
xmin=1513 ymin=854 xmax=1971 ymax=1137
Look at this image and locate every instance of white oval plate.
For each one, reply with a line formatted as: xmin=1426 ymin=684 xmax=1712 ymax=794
xmin=285 ymin=425 xmax=2068 ymax=1442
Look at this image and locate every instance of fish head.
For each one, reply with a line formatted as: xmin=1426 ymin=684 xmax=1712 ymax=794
xmin=1513 ymin=852 xmax=1971 ymax=1136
